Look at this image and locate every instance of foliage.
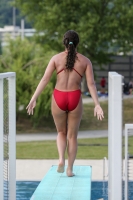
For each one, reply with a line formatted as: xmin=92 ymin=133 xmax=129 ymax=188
xmin=16 ymin=97 xmax=133 ymax=132
xmin=0 ymin=37 xmax=57 ymax=125
xmin=15 ymin=0 xmax=133 ymax=66
xmin=0 ymin=0 xmax=31 ymax=28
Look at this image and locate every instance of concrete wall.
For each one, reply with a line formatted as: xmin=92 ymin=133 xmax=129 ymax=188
xmin=82 ymin=55 xmax=133 ymax=92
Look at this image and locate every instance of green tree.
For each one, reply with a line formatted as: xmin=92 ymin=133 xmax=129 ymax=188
xmin=0 ymin=37 xmax=57 ymax=125
xmin=15 ymin=0 xmax=133 ymax=66
xmin=0 ymin=0 xmax=31 ymax=28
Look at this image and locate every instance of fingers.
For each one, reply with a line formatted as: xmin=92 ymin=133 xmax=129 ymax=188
xmin=26 ymin=100 xmax=36 ymax=115
xmin=97 ymin=113 xmax=104 ymax=120
xmin=28 ymin=107 xmax=34 ymax=115
xmin=94 ymin=105 xmax=104 ymax=120
xmin=26 ymin=105 xmax=29 ymax=110
xmin=26 ymin=105 xmax=34 ymax=115
xmin=97 ymin=115 xmax=103 ymax=121
xmin=31 ymin=108 xmax=34 ymax=115
xmin=94 ymin=109 xmax=96 ymax=117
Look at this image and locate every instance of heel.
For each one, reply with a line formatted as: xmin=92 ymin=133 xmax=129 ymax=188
xmin=57 ymin=165 xmax=65 ymax=173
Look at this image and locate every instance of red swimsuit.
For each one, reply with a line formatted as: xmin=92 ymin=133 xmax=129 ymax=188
xmin=53 ymin=68 xmax=82 ymax=112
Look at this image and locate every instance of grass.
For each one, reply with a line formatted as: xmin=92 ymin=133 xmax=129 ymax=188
xmin=80 ymin=100 xmax=108 ymax=130
xmin=16 ymin=136 xmax=133 ymax=159
xmin=16 ymin=97 xmax=133 ymax=133
xmin=123 ymin=98 xmax=133 ymax=124
xmin=16 ymin=97 xmax=133 ymax=159
xmin=80 ymin=97 xmax=133 ymax=130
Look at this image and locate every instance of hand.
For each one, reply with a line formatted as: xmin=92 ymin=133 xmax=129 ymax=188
xmin=26 ymin=99 xmax=36 ymax=115
xmin=94 ymin=105 xmax=104 ymax=120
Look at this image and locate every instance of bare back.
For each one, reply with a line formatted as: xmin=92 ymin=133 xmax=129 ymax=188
xmin=53 ymin=51 xmax=88 ymax=91
xmin=39 ymin=49 xmax=96 ymax=104
xmin=27 ymin=30 xmax=104 ymax=177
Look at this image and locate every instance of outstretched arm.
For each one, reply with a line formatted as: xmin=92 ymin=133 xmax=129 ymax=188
xmin=26 ymin=56 xmax=55 ymax=115
xmin=85 ymin=59 xmax=104 ymax=120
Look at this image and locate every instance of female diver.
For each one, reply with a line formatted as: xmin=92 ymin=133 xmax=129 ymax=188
xmin=26 ymin=30 xmax=104 ymax=177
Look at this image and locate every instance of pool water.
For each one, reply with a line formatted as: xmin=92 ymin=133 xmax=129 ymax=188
xmin=16 ymin=181 xmax=133 ymax=200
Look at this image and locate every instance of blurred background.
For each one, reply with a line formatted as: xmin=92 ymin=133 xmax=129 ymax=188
xmin=1 ymin=1 xmax=133 ymax=199
xmin=0 ymin=0 xmax=133 ymax=132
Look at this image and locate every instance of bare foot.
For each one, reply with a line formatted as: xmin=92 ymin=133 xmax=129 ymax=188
xmin=66 ymin=168 xmax=75 ymax=177
xmin=57 ymin=160 xmax=65 ymax=173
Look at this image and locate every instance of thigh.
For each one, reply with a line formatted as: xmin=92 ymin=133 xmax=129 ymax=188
xmin=67 ymin=96 xmax=83 ymax=136
xmin=51 ymin=95 xmax=67 ymax=133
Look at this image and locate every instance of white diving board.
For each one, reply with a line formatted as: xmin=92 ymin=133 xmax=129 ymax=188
xmin=31 ymin=165 xmax=92 ymax=200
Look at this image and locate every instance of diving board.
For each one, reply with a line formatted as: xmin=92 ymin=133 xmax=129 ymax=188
xmin=31 ymin=165 xmax=92 ymax=200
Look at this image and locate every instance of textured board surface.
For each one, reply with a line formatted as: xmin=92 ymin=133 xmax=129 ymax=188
xmin=31 ymin=165 xmax=92 ymax=200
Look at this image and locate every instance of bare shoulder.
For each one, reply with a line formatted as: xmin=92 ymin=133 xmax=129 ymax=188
xmin=52 ymin=52 xmax=65 ymax=60
xmin=77 ymin=53 xmax=92 ymax=66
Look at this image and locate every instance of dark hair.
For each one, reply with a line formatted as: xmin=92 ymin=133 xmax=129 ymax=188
xmin=63 ymin=30 xmax=79 ymax=70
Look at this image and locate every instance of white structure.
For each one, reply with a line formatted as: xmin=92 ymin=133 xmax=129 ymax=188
xmin=108 ymin=72 xmax=123 ymax=200
xmin=0 ymin=25 xmax=36 ymax=46
xmin=124 ymin=124 xmax=133 ymax=200
xmin=0 ymin=72 xmax=16 ymax=200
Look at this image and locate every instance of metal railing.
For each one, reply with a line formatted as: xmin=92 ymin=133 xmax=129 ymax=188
xmin=103 ymin=157 xmax=108 ymax=199
xmin=124 ymin=124 xmax=133 ymax=200
xmin=0 ymin=72 xmax=16 ymax=200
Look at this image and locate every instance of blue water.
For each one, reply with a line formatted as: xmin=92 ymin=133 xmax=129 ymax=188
xmin=16 ymin=181 xmax=133 ymax=200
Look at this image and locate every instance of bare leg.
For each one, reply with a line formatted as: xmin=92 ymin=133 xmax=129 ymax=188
xmin=67 ymin=97 xmax=83 ymax=176
xmin=51 ymin=95 xmax=67 ymax=172
xmin=67 ymin=135 xmax=77 ymax=176
xmin=51 ymin=95 xmax=82 ymax=176
xmin=56 ymin=131 xmax=67 ymax=172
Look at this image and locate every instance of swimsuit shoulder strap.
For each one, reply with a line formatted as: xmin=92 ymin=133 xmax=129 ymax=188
xmin=57 ymin=68 xmax=82 ymax=78
xmin=57 ymin=67 xmax=82 ymax=78
xmin=73 ymin=68 xmax=82 ymax=78
xmin=57 ymin=68 xmax=65 ymax=74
